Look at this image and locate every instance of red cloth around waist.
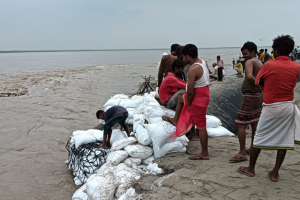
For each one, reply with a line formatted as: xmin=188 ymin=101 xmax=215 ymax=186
xmin=172 ymin=86 xmax=210 ymax=138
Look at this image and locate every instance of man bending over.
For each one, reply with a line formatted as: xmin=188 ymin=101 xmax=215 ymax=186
xmin=96 ymin=106 xmax=130 ymax=148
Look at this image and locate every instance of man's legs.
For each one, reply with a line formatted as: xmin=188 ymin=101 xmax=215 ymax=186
xmin=189 ymin=128 xmax=210 ymax=160
xmin=163 ymin=94 xmax=184 ymax=126
xmin=237 ymin=146 xmax=261 ymax=177
xmin=269 ymin=150 xmax=287 ymax=182
xmin=246 ymin=122 xmax=258 ymax=155
xmin=230 ymin=124 xmax=248 ymax=162
xmin=118 ymin=112 xmax=130 ymax=137
xmin=166 ymin=89 xmax=185 ymax=109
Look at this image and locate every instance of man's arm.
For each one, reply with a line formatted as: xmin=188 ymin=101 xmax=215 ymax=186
xmin=245 ymin=60 xmax=256 ymax=83
xmin=157 ymin=61 xmax=164 ymax=87
xmin=170 ymin=75 xmax=187 ymax=89
xmin=186 ymin=67 xmax=197 ymax=110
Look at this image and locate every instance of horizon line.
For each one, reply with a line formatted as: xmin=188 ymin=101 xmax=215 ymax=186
xmin=0 ymin=46 xmax=273 ymax=53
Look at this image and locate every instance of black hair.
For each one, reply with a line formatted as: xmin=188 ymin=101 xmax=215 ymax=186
xmin=172 ymin=59 xmax=186 ymax=71
xmin=241 ymin=41 xmax=258 ymax=54
xmin=272 ymin=35 xmax=295 ymax=56
xmin=96 ymin=110 xmax=104 ymax=119
xmin=181 ymin=44 xmax=198 ymax=59
xmin=175 ymin=45 xmax=184 ymax=56
xmin=171 ymin=44 xmax=180 ymax=52
xmin=265 ymin=49 xmax=268 ymax=52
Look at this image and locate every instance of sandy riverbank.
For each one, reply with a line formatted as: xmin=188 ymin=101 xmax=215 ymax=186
xmin=1 ymin=64 xmax=300 ymax=200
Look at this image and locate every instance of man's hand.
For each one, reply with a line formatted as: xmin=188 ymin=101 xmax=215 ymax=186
xmin=178 ymin=91 xmax=186 ymax=97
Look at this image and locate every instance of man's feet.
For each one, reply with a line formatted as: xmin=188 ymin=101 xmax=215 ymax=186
xmin=229 ymin=153 xmax=248 ymax=163
xmin=269 ymin=171 xmax=279 ymax=182
xmin=237 ymin=166 xmax=255 ymax=177
xmin=162 ymin=116 xmax=178 ymax=126
xmin=245 ymin=149 xmax=251 ymax=155
xmin=189 ymin=153 xmax=210 ymax=160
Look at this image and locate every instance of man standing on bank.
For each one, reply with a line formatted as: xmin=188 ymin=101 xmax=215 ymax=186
xmin=217 ymin=55 xmax=224 ymax=81
xmin=172 ymin=44 xmax=210 ymax=160
xmin=237 ymin=35 xmax=300 ymax=182
xmin=230 ymin=41 xmax=263 ymax=163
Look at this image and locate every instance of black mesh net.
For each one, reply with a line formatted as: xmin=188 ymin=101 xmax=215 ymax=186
xmin=66 ymin=138 xmax=110 ymax=184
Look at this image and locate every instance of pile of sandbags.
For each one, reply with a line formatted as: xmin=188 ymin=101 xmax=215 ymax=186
xmin=70 ymin=92 xmax=235 ymax=199
xmin=72 ymin=137 xmax=163 ymax=200
xmin=66 ymin=129 xmax=129 ymax=185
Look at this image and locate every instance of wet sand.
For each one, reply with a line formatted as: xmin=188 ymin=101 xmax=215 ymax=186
xmin=0 ymin=64 xmax=156 ymax=200
xmin=1 ymin=64 xmax=300 ymax=200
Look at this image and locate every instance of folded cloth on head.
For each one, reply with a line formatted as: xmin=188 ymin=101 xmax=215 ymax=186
xmin=253 ymin=100 xmax=300 ymax=150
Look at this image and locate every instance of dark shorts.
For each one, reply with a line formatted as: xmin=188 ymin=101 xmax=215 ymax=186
xmin=104 ymin=112 xmax=128 ymax=135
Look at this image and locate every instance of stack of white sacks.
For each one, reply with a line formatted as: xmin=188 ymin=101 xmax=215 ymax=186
xmin=71 ymin=92 xmax=234 ymax=200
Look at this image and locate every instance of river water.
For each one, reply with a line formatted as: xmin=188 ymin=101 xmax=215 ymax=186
xmin=0 ymin=48 xmax=242 ymax=199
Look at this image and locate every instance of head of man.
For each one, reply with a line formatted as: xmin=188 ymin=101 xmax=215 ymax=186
xmin=217 ymin=55 xmax=221 ymax=61
xmin=237 ymin=60 xmax=241 ymax=64
xmin=172 ymin=59 xmax=185 ymax=77
xmin=96 ymin=110 xmax=105 ymax=120
xmin=181 ymin=44 xmax=198 ymax=64
xmin=272 ymin=35 xmax=295 ymax=58
xmin=212 ymin=63 xmax=217 ymax=67
xmin=171 ymin=43 xmax=180 ymax=56
xmin=241 ymin=41 xmax=258 ymax=60
xmin=265 ymin=49 xmax=268 ymax=53
xmin=175 ymin=46 xmax=184 ymax=60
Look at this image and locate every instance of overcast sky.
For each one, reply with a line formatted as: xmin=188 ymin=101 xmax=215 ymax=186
xmin=1 ymin=0 xmax=299 ymax=50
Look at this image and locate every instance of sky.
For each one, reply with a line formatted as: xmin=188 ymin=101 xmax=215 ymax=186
xmin=0 ymin=0 xmax=299 ymax=50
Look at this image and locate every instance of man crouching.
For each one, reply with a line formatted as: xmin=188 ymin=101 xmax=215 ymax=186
xmin=96 ymin=106 xmax=130 ymax=148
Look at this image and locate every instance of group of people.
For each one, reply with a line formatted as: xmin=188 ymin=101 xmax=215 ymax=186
xmin=93 ymin=35 xmax=300 ymax=182
xmin=156 ymin=35 xmax=300 ymax=182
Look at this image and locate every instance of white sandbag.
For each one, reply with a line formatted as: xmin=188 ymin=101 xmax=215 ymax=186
xmin=106 ymin=150 xmax=129 ymax=166
xmin=132 ymin=164 xmax=148 ymax=175
xmin=126 ymin=108 xmax=136 ymax=118
xmin=153 ymin=141 xmax=186 ymax=158
xmin=130 ymin=95 xmax=144 ymax=101
xmin=119 ymin=99 xmax=143 ymax=108
xmin=115 ymin=183 xmax=131 ymax=199
xmin=135 ymin=124 xmax=152 ymax=146
xmin=113 ymin=163 xmax=141 ymax=186
xmin=146 ymin=101 xmax=160 ymax=106
xmin=133 ymin=114 xmax=145 ymax=132
xmin=144 ymin=121 xmax=176 ymax=148
xmin=125 ymin=118 xmax=133 ymax=124
xmin=104 ymin=106 xmax=112 ymax=112
xmin=111 ymin=137 xmax=137 ymax=151
xmin=142 ymin=156 xmax=154 ymax=165
xmin=111 ymin=129 xmax=128 ymax=144
xmin=146 ymin=116 xmax=163 ymax=124
xmin=111 ymin=94 xmax=129 ymax=99
xmin=73 ymin=135 xmax=97 ymax=149
xmin=99 ymin=119 xmax=105 ymax=124
xmin=86 ymin=167 xmax=116 ymax=200
xmin=175 ymin=135 xmax=189 ymax=146
xmin=72 ymin=130 xmax=93 ymax=137
xmin=206 ymin=115 xmax=222 ymax=128
xmin=123 ymin=158 xmax=142 ymax=167
xmin=118 ymin=188 xmax=141 ymax=200
xmin=146 ymin=163 xmax=164 ymax=175
xmin=124 ymin=144 xmax=153 ymax=160
xmin=207 ymin=126 xmax=234 ymax=137
xmin=143 ymin=105 xmax=175 ymax=118
xmin=87 ymin=129 xmax=103 ymax=141
xmin=104 ymin=98 xmax=121 ymax=107
xmin=143 ymin=95 xmax=157 ymax=102
xmin=72 ymin=183 xmax=88 ymax=200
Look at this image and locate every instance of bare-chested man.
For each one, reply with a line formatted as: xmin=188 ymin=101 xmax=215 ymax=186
xmin=230 ymin=41 xmax=263 ymax=162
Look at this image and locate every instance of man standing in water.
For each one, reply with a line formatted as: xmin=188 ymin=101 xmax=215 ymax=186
xmin=230 ymin=41 xmax=263 ymax=162
xmin=172 ymin=44 xmax=210 ymax=160
xmin=237 ymin=35 xmax=300 ymax=182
